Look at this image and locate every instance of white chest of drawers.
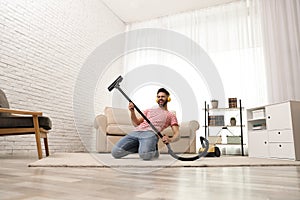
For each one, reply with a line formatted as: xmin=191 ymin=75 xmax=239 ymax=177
xmin=247 ymin=101 xmax=300 ymax=160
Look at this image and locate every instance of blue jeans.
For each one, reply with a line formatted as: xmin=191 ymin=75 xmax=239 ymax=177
xmin=111 ymin=131 xmax=159 ymax=160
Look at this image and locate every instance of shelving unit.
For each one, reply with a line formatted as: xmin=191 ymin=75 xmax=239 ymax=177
xmin=204 ymin=99 xmax=245 ymax=156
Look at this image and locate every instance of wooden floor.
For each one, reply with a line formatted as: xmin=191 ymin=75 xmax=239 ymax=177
xmin=1 ymin=154 xmax=300 ymax=200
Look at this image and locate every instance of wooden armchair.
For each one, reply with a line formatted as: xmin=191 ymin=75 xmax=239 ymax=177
xmin=0 ymin=89 xmax=52 ymax=159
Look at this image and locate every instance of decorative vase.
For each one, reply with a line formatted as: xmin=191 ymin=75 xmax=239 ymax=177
xmin=211 ymin=100 xmax=218 ymax=109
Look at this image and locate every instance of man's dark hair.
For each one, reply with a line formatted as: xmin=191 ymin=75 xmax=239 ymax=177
xmin=157 ymin=88 xmax=170 ymax=96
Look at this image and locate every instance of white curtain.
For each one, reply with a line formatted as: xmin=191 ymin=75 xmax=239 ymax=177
xmin=122 ymin=0 xmax=269 ymax=150
xmin=123 ymin=0 xmax=267 ymax=112
xmin=259 ymin=0 xmax=300 ymax=103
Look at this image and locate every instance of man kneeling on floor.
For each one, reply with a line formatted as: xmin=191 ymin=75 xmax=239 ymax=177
xmin=111 ymin=88 xmax=180 ymax=160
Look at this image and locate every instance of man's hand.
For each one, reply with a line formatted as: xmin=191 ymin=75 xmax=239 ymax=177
xmin=128 ymin=102 xmax=135 ymax=112
xmin=129 ymin=102 xmax=143 ymax=126
xmin=162 ymin=135 xmax=171 ymax=144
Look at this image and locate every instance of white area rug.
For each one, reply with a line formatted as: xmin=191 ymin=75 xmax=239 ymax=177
xmin=28 ymin=153 xmax=300 ymax=168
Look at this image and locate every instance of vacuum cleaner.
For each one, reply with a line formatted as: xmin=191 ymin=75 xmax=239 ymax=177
xmin=108 ymin=75 xmax=209 ymax=161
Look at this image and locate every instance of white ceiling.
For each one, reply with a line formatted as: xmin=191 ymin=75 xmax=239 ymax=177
xmin=101 ymin=0 xmax=236 ymax=23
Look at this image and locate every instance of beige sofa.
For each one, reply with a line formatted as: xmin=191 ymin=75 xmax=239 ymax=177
xmin=94 ymin=107 xmax=199 ymax=153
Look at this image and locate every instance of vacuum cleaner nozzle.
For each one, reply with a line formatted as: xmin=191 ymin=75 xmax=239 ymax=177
xmin=108 ymin=75 xmax=123 ymax=92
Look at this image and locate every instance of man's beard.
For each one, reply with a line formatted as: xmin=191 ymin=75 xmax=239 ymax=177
xmin=158 ymin=100 xmax=167 ymax=107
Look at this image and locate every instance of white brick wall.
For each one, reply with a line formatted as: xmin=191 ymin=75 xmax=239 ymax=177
xmin=0 ymin=0 xmax=125 ymax=155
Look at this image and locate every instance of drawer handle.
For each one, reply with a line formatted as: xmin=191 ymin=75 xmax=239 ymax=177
xmin=264 ymin=141 xmax=267 ymax=144
xmin=278 ymin=132 xmax=281 ymax=135
xmin=279 ymin=144 xmax=282 ymax=148
xmin=268 ymin=116 xmax=271 ymax=119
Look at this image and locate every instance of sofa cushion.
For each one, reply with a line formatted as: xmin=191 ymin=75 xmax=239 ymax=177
xmin=105 ymin=107 xmax=132 ymax=125
xmin=106 ymin=124 xmax=135 ymax=135
xmin=105 ymin=107 xmax=142 ymax=125
xmin=179 ymin=120 xmax=199 ymax=137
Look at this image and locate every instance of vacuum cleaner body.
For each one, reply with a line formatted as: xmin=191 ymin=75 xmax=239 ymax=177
xmin=199 ymin=145 xmax=221 ymax=157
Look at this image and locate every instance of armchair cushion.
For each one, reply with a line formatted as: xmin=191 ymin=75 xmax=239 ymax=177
xmin=0 ymin=116 xmax=52 ymax=130
xmin=0 ymin=89 xmax=10 ymax=116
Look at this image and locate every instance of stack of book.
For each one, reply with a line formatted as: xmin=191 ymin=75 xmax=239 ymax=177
xmin=208 ymin=115 xmax=224 ymax=126
xmin=228 ymin=98 xmax=237 ymax=108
